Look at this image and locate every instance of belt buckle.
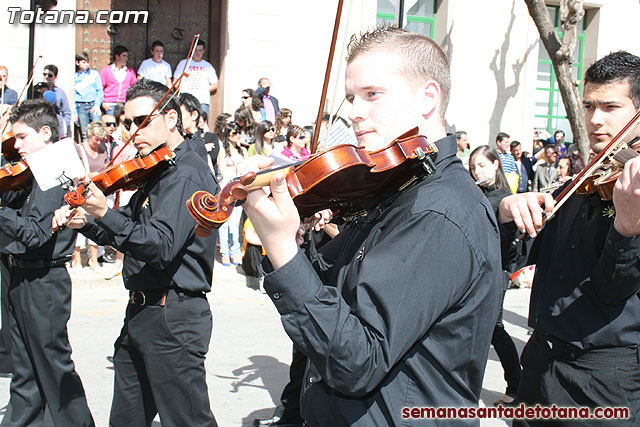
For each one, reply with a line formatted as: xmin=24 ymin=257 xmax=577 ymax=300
xmin=129 ymin=290 xmax=146 ymax=306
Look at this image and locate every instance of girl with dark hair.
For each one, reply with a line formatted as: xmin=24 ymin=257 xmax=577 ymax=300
xmin=468 ymin=145 xmax=522 ymax=406
xmin=216 ymin=122 xmax=248 ymax=265
xmin=248 ymin=120 xmax=275 ymax=156
xmin=274 ymin=108 xmax=292 ymax=143
xmin=241 ymin=88 xmax=264 ymax=123
xmin=234 ymin=106 xmax=256 ymax=148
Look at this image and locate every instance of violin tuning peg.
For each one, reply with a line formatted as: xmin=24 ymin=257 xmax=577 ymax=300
xmin=230 ymin=184 xmax=248 ymax=201
xmin=239 ymin=171 xmax=257 ymax=186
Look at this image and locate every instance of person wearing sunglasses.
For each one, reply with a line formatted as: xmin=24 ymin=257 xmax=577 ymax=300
xmin=42 ymin=64 xmax=72 ymax=137
xmin=280 ymin=125 xmax=310 ymax=162
xmin=240 ymin=88 xmax=265 ymax=124
xmin=248 ymin=120 xmax=276 ymax=156
xmin=217 ymin=121 xmax=248 ymax=266
xmin=53 ymin=78 xmax=220 ymax=426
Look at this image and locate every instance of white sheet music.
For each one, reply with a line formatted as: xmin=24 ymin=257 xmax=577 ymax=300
xmin=25 ymin=138 xmax=85 ymax=191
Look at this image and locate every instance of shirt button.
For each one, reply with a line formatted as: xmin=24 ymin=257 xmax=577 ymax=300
xmin=607 ymin=240 xmax=613 ymax=245
xmin=549 ymin=306 xmax=554 ymax=311
xmin=581 ymin=212 xmax=586 ymax=218
xmin=559 ymin=274 xmax=564 ymax=280
xmin=273 ymin=292 xmax=281 ymax=299
xmin=570 ymin=243 xmax=576 ymax=249
xmin=309 ymin=377 xmax=316 ymax=384
xmin=619 ymin=249 xmax=625 ymax=253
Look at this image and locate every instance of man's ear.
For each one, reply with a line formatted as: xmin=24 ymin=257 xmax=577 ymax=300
xmin=165 ymin=109 xmax=179 ymax=130
xmin=417 ymin=79 xmax=441 ymax=119
xmin=38 ymin=125 xmax=52 ymax=142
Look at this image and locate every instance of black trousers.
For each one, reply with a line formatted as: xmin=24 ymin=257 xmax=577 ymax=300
xmin=514 ymin=331 xmax=640 ymax=426
xmin=109 ymin=289 xmax=217 ymax=427
xmin=491 ymin=280 xmax=521 ymax=398
xmin=2 ymin=264 xmax=94 ymax=426
xmin=273 ymin=344 xmax=306 ymax=423
xmin=0 ymin=254 xmax=12 ymax=373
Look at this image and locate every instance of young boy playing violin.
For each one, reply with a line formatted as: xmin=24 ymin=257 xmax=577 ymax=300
xmin=242 ymin=26 xmax=502 ymax=426
xmin=499 ymin=51 xmax=640 ymax=426
xmin=1 ymin=99 xmax=94 ymax=426
xmin=53 ymin=79 xmax=219 ymax=426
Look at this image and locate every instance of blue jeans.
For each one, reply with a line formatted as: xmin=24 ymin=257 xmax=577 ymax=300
xmin=218 ymin=206 xmax=242 ymax=258
xmin=76 ymin=102 xmax=101 ymax=141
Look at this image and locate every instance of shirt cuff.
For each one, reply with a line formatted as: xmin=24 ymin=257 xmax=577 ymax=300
xmin=263 ymin=249 xmax=324 ymax=315
xmin=605 ymin=226 xmax=640 ymax=261
xmin=96 ymin=208 xmax=129 ymax=234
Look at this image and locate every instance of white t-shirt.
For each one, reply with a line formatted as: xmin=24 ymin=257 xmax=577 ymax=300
xmin=173 ymin=59 xmax=218 ymax=105
xmin=137 ymin=58 xmax=172 ymax=84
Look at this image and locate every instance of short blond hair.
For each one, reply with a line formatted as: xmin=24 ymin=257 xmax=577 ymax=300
xmin=346 ymin=25 xmax=451 ymax=120
xmin=86 ymin=121 xmax=106 ymax=139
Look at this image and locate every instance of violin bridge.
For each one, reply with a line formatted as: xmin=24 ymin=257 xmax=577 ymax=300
xmin=56 ymin=172 xmax=74 ymax=191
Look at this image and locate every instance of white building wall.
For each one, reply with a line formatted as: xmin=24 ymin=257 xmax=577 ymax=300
xmin=0 ymin=0 xmax=76 ymax=110
xmin=221 ymin=0 xmax=376 ymax=127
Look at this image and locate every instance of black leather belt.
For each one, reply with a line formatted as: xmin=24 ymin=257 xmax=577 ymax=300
xmin=129 ymin=288 xmax=205 ymax=307
xmin=8 ymin=255 xmax=71 ymax=269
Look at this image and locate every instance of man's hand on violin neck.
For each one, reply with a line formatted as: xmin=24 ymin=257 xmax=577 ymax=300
xmin=613 ymin=156 xmax=640 ymax=237
xmin=52 ymin=206 xmax=87 ymax=230
xmin=498 ymin=192 xmax=555 ymax=238
xmin=80 ymin=181 xmax=109 ymax=220
xmin=242 ymin=156 xmax=299 ymax=270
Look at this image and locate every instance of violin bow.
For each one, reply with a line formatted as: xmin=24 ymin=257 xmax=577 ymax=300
xmin=514 ymin=108 xmax=640 ymax=242
xmin=310 ymin=0 xmax=345 ymax=154
xmin=107 ymin=34 xmax=200 ymax=169
xmin=547 ymin=109 xmax=640 ymax=219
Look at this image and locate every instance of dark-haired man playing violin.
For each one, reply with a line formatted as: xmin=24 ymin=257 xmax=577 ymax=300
xmin=242 ymin=26 xmax=501 ymax=426
xmin=53 ymin=79 xmax=219 ymax=426
xmin=1 ymin=99 xmax=94 ymax=426
xmin=499 ymin=51 xmax=640 ymax=426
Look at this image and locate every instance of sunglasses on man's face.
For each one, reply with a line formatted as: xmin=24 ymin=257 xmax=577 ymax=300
xmin=104 ymin=122 xmax=117 ymax=127
xmin=122 ymin=113 xmax=161 ymax=132
xmin=43 ymin=72 xmax=54 ymax=78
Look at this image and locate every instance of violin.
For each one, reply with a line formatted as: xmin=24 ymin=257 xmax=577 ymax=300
xmin=63 ymin=146 xmax=176 ymax=207
xmin=512 ymin=109 xmax=640 ymax=243
xmin=575 ymin=146 xmax=639 ymax=201
xmin=187 ymin=127 xmax=438 ymax=236
xmin=1 ymin=131 xmax=19 ymax=162
xmin=62 ymin=35 xmax=200 ymax=208
xmin=0 ymin=160 xmax=32 ymax=194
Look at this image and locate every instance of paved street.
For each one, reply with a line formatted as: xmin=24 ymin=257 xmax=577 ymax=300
xmin=0 ymin=260 xmax=532 ymax=426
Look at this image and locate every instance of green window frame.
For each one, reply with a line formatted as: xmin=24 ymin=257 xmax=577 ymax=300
xmin=376 ymin=0 xmax=437 ymax=39
xmin=535 ymin=6 xmax=586 ymax=139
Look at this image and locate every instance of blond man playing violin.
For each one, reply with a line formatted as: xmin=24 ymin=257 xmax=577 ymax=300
xmin=53 ymin=79 xmax=219 ymax=426
xmin=499 ymin=51 xmax=640 ymax=426
xmin=242 ymin=26 xmax=501 ymax=426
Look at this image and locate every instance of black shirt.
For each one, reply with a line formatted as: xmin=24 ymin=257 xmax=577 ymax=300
xmin=481 ymin=184 xmax=517 ymax=269
xmin=263 ymin=135 xmax=501 ymax=426
xmin=0 ymin=182 xmax=76 ymax=260
xmin=527 ymin=187 xmax=640 ymax=349
xmin=80 ymin=140 xmax=219 ymax=292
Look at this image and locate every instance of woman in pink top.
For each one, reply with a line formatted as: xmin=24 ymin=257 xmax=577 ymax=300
xmin=280 ymin=125 xmax=310 ymax=161
xmin=100 ymin=45 xmax=137 ymax=115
